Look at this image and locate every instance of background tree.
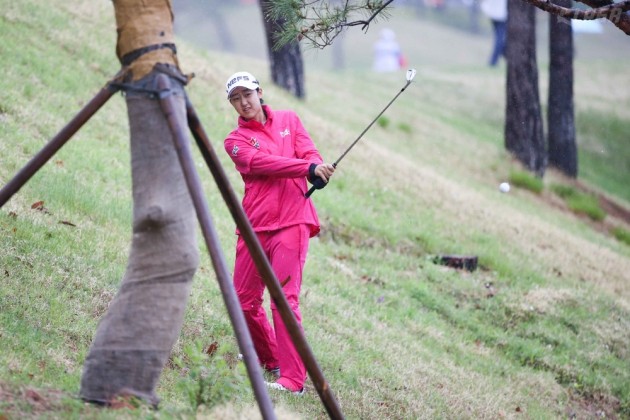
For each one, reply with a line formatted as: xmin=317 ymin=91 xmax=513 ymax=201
xmin=548 ymin=0 xmax=577 ymax=177
xmin=259 ymin=0 xmax=306 ymax=98
xmin=207 ymin=0 xmax=236 ymax=52
xmin=331 ymin=0 xmax=348 ymax=70
xmin=173 ymin=0 xmax=236 ymax=52
xmin=505 ymin=0 xmax=546 ymax=176
xmin=331 ymin=30 xmax=346 ymax=70
xmin=468 ymin=0 xmax=482 ymax=34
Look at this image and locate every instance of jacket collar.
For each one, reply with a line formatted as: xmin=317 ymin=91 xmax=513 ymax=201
xmin=238 ymin=104 xmax=273 ymax=128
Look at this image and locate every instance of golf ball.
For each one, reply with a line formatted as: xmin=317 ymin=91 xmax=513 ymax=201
xmin=499 ymin=182 xmax=510 ymax=193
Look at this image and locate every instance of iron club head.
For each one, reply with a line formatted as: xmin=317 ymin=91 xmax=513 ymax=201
xmin=406 ymin=68 xmax=417 ymax=82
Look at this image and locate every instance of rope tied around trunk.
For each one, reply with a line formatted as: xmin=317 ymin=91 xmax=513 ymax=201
xmin=109 ymin=62 xmax=191 ymax=99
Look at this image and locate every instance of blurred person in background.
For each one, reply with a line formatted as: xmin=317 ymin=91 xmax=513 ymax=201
xmin=373 ymin=28 xmax=406 ymax=72
xmin=481 ymin=0 xmax=508 ymax=66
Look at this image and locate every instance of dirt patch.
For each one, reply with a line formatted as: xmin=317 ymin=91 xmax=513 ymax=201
xmin=0 ymin=382 xmax=159 ymax=418
xmin=594 ymin=192 xmax=630 ymax=225
xmin=533 ymin=192 xmax=628 ymax=243
xmin=0 ymin=382 xmax=67 ymax=418
xmin=318 ymin=218 xmax=427 ymax=258
xmin=544 ymin=169 xmax=630 ymax=229
xmin=566 ymin=390 xmax=622 ymax=420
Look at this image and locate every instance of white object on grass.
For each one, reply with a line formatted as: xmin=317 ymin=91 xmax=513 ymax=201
xmin=499 ymin=182 xmax=510 ymax=193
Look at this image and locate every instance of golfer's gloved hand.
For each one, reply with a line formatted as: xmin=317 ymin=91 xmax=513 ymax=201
xmin=308 ymin=163 xmax=334 ymax=190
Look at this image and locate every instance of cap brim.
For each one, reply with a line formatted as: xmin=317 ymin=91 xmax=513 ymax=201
xmin=227 ymin=82 xmax=259 ymax=99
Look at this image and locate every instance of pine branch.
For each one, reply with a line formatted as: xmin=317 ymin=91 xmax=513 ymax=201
xmin=267 ymin=0 xmax=396 ymax=49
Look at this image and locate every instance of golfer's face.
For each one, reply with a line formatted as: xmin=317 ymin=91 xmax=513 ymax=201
xmin=229 ymin=87 xmax=263 ymax=121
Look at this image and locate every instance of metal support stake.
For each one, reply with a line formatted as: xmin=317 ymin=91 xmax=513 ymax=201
xmin=0 ymin=84 xmax=119 ymax=208
xmin=155 ymin=74 xmax=276 ymax=420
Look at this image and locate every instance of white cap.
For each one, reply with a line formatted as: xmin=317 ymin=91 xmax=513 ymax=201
xmin=225 ymin=71 xmax=260 ymax=99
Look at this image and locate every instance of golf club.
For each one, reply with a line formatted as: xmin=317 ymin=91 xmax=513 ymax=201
xmin=305 ymin=68 xmax=417 ymax=198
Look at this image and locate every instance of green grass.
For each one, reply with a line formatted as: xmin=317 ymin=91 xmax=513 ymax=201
xmin=551 ymin=184 xmax=607 ymax=221
xmin=576 ymin=110 xmax=630 ymax=203
xmin=397 ymin=121 xmax=412 ymax=134
xmin=376 ymin=115 xmax=390 ymax=128
xmin=1 ymin=1 xmax=630 ymax=419
xmin=509 ymin=170 xmax=544 ymax=194
xmin=612 ymin=227 xmax=630 ymax=246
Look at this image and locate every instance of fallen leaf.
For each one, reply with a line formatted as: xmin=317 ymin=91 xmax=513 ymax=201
xmin=206 ymin=341 xmax=219 ymax=356
xmin=30 ymin=201 xmax=51 ymax=214
xmin=25 ymin=389 xmax=42 ymax=402
xmin=59 ymin=220 xmax=76 ymax=227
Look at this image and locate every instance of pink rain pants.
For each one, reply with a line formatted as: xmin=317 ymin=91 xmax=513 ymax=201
xmin=233 ymin=223 xmax=310 ymax=392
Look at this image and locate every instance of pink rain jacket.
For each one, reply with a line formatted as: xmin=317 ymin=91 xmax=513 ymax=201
xmin=224 ymin=105 xmax=323 ymax=237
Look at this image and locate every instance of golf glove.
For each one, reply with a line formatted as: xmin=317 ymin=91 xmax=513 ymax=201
xmin=308 ymin=163 xmax=328 ymax=190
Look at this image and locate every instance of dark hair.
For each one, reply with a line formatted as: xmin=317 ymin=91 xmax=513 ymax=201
xmin=257 ymin=88 xmax=264 ymax=104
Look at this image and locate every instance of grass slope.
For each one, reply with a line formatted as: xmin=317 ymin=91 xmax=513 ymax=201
xmin=1 ymin=1 xmax=629 ymax=419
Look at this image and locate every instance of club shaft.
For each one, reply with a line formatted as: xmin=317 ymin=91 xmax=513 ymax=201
xmin=305 ymin=79 xmax=412 ymax=199
xmin=334 ymin=80 xmax=411 ymax=167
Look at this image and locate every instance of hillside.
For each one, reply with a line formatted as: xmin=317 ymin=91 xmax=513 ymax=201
xmin=1 ymin=1 xmax=629 ymax=419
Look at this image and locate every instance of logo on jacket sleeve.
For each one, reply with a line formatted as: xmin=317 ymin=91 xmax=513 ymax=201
xmin=231 ymin=145 xmax=239 ymax=156
xmin=280 ymin=128 xmax=290 ymax=138
xmin=249 ymin=137 xmax=260 ymax=149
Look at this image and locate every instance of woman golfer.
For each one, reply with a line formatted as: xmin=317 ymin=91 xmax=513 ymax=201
xmin=223 ymin=71 xmax=334 ymax=394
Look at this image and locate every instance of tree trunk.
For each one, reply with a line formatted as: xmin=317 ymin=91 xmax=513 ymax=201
xmin=505 ymin=0 xmax=546 ymax=176
xmin=80 ymin=0 xmax=199 ymax=405
xmin=469 ymin=0 xmax=481 ymax=34
xmin=80 ymin=79 xmax=199 ymax=406
xmin=259 ymin=0 xmax=306 ymax=99
xmin=330 ymin=0 xmax=346 ymax=71
xmin=331 ymin=31 xmax=346 ymax=71
xmin=210 ymin=8 xmax=235 ymax=52
xmin=548 ymin=0 xmax=577 ymax=177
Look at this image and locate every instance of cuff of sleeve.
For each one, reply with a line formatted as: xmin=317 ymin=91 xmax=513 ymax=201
xmin=308 ymin=163 xmax=317 ymax=183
